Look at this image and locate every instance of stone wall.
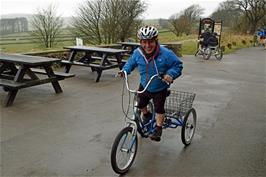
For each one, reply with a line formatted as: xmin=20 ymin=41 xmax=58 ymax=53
xmin=24 ymin=43 xmax=183 ymax=59
xmin=162 ymin=42 xmax=182 ymax=57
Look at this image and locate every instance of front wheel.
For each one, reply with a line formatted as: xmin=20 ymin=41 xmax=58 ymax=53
xmin=111 ymin=127 xmax=138 ymax=174
xmin=181 ymin=108 xmax=197 ymax=146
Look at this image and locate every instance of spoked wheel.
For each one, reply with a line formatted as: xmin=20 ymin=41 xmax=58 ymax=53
xmin=111 ymin=126 xmax=138 ymax=174
xmin=203 ymin=48 xmax=211 ymax=60
xmin=181 ymin=108 xmax=197 ymax=146
xmin=214 ymin=47 xmax=223 ymax=60
xmin=194 ymin=49 xmax=200 ymax=57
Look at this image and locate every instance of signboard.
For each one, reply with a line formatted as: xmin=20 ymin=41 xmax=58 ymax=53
xmin=214 ymin=22 xmax=222 ymax=36
xmin=76 ymin=38 xmax=83 ymax=46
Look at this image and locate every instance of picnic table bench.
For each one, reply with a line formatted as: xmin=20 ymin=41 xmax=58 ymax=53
xmin=0 ymin=53 xmax=74 ymax=106
xmin=62 ymin=46 xmax=128 ymax=82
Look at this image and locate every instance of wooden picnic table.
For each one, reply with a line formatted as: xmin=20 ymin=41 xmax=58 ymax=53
xmin=0 ymin=53 xmax=74 ymax=106
xmin=117 ymin=42 xmax=167 ymax=55
xmin=117 ymin=42 xmax=141 ymax=54
xmin=62 ymin=46 xmax=128 ymax=82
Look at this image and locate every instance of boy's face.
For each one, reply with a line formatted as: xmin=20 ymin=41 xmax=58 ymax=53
xmin=140 ymin=39 xmax=157 ymax=54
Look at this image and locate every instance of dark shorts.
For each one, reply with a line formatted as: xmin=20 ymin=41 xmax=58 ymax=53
xmin=137 ymin=85 xmax=168 ymax=114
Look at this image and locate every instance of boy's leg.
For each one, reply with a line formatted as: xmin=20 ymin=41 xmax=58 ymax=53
xmin=137 ymin=88 xmax=152 ymax=124
xmin=149 ymin=89 xmax=168 ymax=141
xmin=156 ymin=113 xmax=165 ymax=127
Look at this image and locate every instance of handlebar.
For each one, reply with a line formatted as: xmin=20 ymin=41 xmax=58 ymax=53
xmin=119 ymin=71 xmax=170 ymax=94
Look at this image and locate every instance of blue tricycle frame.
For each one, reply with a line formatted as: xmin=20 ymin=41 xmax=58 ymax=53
xmin=111 ymin=73 xmax=197 ymax=174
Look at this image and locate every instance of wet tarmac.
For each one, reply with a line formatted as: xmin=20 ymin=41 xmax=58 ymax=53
xmin=1 ymin=47 xmax=265 ymax=176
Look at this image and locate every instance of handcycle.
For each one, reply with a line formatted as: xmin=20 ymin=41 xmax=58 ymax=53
xmin=195 ymin=39 xmax=223 ymax=60
xmin=110 ymin=71 xmax=197 ymax=174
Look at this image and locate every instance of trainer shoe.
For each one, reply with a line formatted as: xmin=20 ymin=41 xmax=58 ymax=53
xmin=150 ymin=126 xmax=162 ymax=142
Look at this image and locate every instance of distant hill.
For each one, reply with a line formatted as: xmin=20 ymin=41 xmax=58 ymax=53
xmin=143 ymin=19 xmax=159 ymax=26
xmin=0 ymin=14 xmax=74 ymax=29
xmin=1 ymin=13 xmax=161 ymax=26
xmin=0 ymin=13 xmax=33 ymax=19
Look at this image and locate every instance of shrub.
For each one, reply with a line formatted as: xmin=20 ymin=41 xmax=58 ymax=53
xmin=232 ymin=42 xmax=237 ymax=46
xmin=241 ymin=40 xmax=246 ymax=45
xmin=227 ymin=43 xmax=232 ymax=49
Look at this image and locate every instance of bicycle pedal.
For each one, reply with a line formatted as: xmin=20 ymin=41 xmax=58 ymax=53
xmin=164 ymin=118 xmax=172 ymax=124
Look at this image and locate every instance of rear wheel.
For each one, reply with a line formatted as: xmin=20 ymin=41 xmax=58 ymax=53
xmin=181 ymin=108 xmax=197 ymax=146
xmin=214 ymin=47 xmax=223 ymax=60
xmin=111 ymin=127 xmax=138 ymax=174
xmin=203 ymin=48 xmax=211 ymax=60
xmin=194 ymin=49 xmax=200 ymax=57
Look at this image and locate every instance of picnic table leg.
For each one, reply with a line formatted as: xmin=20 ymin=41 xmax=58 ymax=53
xmin=65 ymin=50 xmax=76 ymax=73
xmin=4 ymin=89 xmax=18 ymax=106
xmin=44 ymin=65 xmax=63 ymax=93
xmin=4 ymin=65 xmax=27 ymax=106
xmin=78 ymin=52 xmax=92 ymax=63
xmin=116 ymin=54 xmax=123 ymax=70
xmin=95 ymin=69 xmax=102 ymax=82
xmin=26 ymin=69 xmax=39 ymax=80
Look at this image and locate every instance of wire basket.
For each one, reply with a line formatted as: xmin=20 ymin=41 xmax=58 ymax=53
xmin=165 ymin=90 xmax=196 ymax=118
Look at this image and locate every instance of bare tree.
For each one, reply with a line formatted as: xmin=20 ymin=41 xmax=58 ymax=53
xmin=117 ymin=0 xmax=147 ymax=42
xmin=169 ymin=14 xmax=188 ymax=37
xmin=72 ymin=0 xmax=146 ymax=44
xmin=169 ymin=4 xmax=204 ymax=37
xmin=101 ymin=0 xmax=121 ymax=43
xmin=100 ymin=0 xmax=146 ymax=43
xmin=235 ymin=0 xmax=266 ymax=33
xmin=30 ymin=5 xmax=63 ymax=48
xmin=72 ymin=0 xmax=103 ymax=45
xmin=211 ymin=0 xmax=242 ymax=27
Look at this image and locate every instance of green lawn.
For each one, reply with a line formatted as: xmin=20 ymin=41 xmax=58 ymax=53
xmin=0 ymin=30 xmax=253 ymax=55
xmin=0 ymin=41 xmax=75 ymax=54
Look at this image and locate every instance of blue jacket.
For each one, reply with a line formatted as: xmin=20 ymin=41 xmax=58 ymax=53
xmin=123 ymin=45 xmax=183 ymax=92
xmin=258 ymin=30 xmax=265 ymax=37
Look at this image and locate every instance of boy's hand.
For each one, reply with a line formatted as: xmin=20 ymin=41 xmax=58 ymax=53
xmin=163 ymin=74 xmax=173 ymax=83
xmin=117 ymin=70 xmax=125 ymax=78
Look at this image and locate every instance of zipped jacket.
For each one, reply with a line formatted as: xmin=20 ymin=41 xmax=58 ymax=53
xmin=122 ymin=45 xmax=183 ymax=92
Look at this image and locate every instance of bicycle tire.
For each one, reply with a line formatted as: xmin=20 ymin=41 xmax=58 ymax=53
xmin=194 ymin=49 xmax=200 ymax=57
xmin=203 ymin=48 xmax=211 ymax=60
xmin=215 ymin=48 xmax=223 ymax=60
xmin=181 ymin=108 xmax=197 ymax=146
xmin=111 ymin=126 xmax=138 ymax=174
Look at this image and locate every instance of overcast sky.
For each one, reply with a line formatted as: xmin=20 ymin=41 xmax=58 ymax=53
xmin=0 ymin=0 xmax=225 ymax=19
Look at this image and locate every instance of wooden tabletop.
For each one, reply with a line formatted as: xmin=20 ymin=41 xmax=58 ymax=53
xmin=0 ymin=53 xmax=61 ymax=66
xmin=117 ymin=42 xmax=140 ymax=46
xmin=64 ymin=46 xmax=128 ymax=54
